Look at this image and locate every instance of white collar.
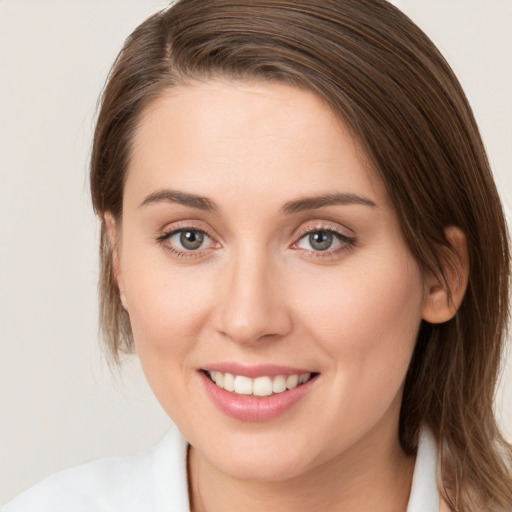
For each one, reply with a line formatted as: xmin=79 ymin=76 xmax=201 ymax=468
xmin=1 ymin=425 xmax=440 ymax=511
xmin=407 ymin=427 xmax=440 ymax=512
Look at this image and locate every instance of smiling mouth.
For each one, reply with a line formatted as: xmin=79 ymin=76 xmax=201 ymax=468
xmin=203 ymin=370 xmax=317 ymax=398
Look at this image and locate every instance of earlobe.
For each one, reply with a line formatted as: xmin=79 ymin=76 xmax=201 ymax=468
xmin=104 ymin=213 xmax=128 ymax=310
xmin=421 ymin=227 xmax=469 ymax=324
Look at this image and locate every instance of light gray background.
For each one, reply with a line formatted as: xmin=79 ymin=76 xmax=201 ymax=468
xmin=1 ymin=0 xmax=511 ymax=505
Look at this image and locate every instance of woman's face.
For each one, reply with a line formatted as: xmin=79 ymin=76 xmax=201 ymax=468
xmin=115 ymin=80 xmax=429 ymax=481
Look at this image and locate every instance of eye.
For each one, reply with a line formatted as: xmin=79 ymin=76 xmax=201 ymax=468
xmin=301 ymin=231 xmax=336 ymax=251
xmin=172 ymin=229 xmax=208 ymax=250
xmin=294 ymin=228 xmax=355 ymax=253
xmin=158 ymin=228 xmax=216 ymax=254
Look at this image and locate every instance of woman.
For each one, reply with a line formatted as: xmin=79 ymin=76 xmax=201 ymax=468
xmin=3 ymin=0 xmax=511 ymax=511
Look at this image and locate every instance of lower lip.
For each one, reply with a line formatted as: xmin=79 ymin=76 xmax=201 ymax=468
xmin=199 ymin=371 xmax=318 ymax=422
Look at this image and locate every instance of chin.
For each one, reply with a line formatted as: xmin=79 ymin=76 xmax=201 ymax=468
xmin=195 ymin=431 xmax=323 ymax=483
xmin=214 ymin=453 xmax=311 ymax=482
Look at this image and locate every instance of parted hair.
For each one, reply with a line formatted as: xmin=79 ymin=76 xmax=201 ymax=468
xmin=90 ymin=1 xmax=512 ymax=510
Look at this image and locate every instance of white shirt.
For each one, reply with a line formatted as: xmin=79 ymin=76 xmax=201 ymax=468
xmin=2 ymin=426 xmax=440 ymax=512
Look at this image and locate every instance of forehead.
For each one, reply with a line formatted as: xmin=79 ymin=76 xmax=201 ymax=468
xmin=125 ymin=79 xmax=387 ymax=210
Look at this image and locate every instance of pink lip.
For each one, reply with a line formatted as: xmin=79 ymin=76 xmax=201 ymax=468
xmin=199 ymin=370 xmax=318 ymax=422
xmin=202 ymin=362 xmax=313 ymax=378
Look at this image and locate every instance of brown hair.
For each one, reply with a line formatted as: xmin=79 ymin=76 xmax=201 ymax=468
xmin=90 ymin=0 xmax=512 ymax=509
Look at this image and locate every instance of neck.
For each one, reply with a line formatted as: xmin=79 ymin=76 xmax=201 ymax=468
xmin=188 ymin=420 xmax=415 ymax=512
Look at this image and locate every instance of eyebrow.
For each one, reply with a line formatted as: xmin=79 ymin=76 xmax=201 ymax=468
xmin=139 ymin=189 xmax=218 ymax=211
xmin=280 ymin=193 xmax=377 ymax=214
xmin=139 ymin=189 xmax=376 ymax=214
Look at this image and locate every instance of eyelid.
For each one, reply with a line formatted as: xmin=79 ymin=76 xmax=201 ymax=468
xmin=157 ymin=220 xmax=218 ymax=240
xmin=293 ymin=220 xmax=354 ymax=241
xmin=156 ymin=221 xmax=221 ymax=257
xmin=290 ymin=221 xmax=356 ymax=257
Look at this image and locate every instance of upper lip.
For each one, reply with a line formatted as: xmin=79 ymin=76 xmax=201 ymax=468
xmin=200 ymin=362 xmax=316 ymax=379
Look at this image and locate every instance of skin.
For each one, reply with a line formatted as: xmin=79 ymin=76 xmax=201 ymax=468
xmin=107 ymin=80 xmax=467 ymax=512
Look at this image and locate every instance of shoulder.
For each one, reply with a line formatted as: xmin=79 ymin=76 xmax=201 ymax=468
xmin=1 ymin=426 xmax=190 ymax=512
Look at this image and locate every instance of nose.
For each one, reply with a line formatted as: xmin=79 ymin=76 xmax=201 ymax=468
xmin=213 ymin=247 xmax=293 ymax=345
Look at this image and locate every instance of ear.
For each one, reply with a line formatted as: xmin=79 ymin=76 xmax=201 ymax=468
xmin=422 ymin=226 xmax=469 ymax=324
xmin=104 ymin=212 xmax=128 ymax=310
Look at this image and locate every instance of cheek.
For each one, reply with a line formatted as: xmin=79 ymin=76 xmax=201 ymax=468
xmin=294 ymin=253 xmax=424 ymax=390
xmin=127 ymin=268 xmax=210 ymax=353
xmin=120 ymin=237 xmax=216 ymax=367
xmin=122 ymin=256 xmax=216 ymax=420
xmin=286 ymin=255 xmax=425 ymax=447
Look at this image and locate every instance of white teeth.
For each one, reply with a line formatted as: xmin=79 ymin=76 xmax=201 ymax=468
xmin=272 ymin=375 xmax=287 ymax=393
xmin=253 ymin=376 xmax=273 ymax=397
xmin=299 ymin=372 xmax=311 ymax=385
xmin=208 ymin=371 xmax=313 ymax=397
xmin=234 ymin=375 xmax=253 ymax=395
xmin=286 ymin=374 xmax=299 ymax=390
xmin=223 ymin=372 xmax=235 ymax=392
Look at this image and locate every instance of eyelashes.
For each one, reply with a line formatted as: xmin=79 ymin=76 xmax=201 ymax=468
xmin=156 ymin=226 xmax=218 ymax=259
xmin=156 ymin=223 xmax=356 ymax=260
xmin=293 ymin=228 xmax=356 ymax=256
